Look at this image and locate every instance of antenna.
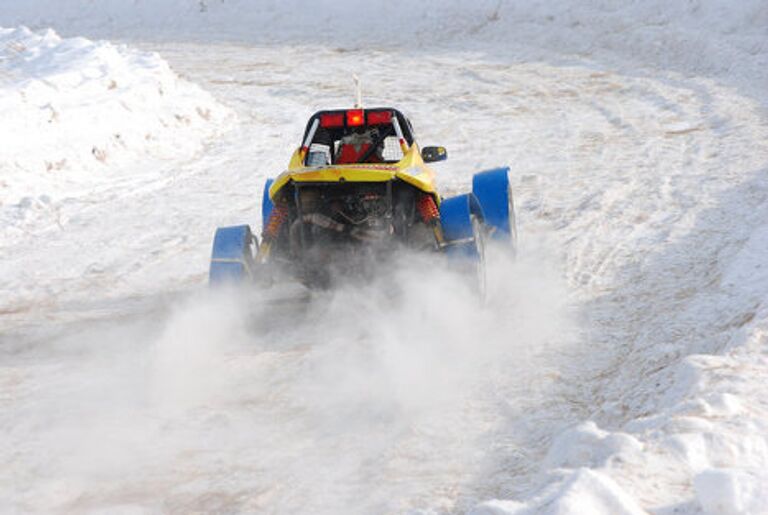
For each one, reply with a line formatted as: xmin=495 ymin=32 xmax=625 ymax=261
xmin=353 ymin=74 xmax=362 ymax=108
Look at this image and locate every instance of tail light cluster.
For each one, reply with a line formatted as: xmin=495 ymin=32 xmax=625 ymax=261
xmin=320 ymin=109 xmax=393 ymax=128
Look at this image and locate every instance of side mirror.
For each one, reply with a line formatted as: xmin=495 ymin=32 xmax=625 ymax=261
xmin=422 ymin=146 xmax=447 ymax=163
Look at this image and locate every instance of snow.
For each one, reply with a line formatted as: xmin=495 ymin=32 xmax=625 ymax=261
xmin=472 ymin=469 xmax=648 ymax=515
xmin=1 ymin=1 xmax=768 ymax=514
xmin=543 ymin=421 xmax=643 ymax=470
xmin=695 ymin=469 xmax=768 ymax=515
xmin=0 ymin=26 xmax=232 ymax=206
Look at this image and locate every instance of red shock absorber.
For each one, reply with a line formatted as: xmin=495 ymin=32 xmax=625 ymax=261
xmin=417 ymin=194 xmax=440 ymax=225
xmin=263 ymin=203 xmax=289 ymax=241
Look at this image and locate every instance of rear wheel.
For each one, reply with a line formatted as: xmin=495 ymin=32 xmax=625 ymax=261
xmin=470 ymin=215 xmax=487 ymax=299
xmin=472 ymin=167 xmax=517 ymax=256
xmin=440 ymin=193 xmax=487 ymax=298
xmin=209 ymin=225 xmax=258 ymax=286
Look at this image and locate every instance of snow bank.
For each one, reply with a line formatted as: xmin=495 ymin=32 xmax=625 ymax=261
xmin=543 ymin=422 xmax=643 ymax=470
xmin=499 ymin=215 xmax=768 ymax=513
xmin=695 ymin=468 xmax=768 ymax=515
xmin=0 ymin=26 xmax=232 ymax=205
xmin=471 ymin=469 xmax=646 ymax=515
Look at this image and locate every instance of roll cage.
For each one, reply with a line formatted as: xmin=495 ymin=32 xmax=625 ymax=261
xmin=300 ymin=108 xmax=416 ymax=166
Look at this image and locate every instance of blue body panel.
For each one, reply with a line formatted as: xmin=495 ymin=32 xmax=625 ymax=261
xmin=262 ymin=178 xmax=275 ymax=235
xmin=209 ymin=224 xmax=255 ymax=284
xmin=472 ymin=167 xmax=513 ymax=241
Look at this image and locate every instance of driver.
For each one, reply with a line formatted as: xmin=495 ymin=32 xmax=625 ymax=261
xmin=335 ymin=127 xmax=383 ymax=164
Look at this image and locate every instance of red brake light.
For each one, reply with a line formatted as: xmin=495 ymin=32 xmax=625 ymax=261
xmin=320 ymin=113 xmax=345 ymax=128
xmin=367 ymin=110 xmax=392 ymax=125
xmin=346 ymin=109 xmax=364 ymax=127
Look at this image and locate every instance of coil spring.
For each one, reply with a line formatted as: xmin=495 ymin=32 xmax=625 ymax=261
xmin=264 ymin=204 xmax=289 ymax=241
xmin=417 ymin=194 xmax=440 ymax=224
